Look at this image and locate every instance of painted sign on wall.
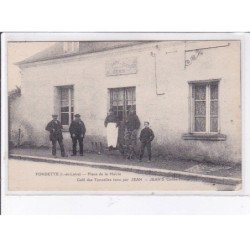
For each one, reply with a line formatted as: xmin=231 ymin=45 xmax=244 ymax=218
xmin=106 ymin=57 xmax=137 ymax=76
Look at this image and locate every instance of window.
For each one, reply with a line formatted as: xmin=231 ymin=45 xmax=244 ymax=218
xmin=190 ymin=80 xmax=219 ymax=133
xmin=109 ymin=87 xmax=136 ymax=121
xmin=59 ymin=86 xmax=74 ymax=126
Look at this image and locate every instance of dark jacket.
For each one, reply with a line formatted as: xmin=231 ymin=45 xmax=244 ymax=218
xmin=126 ymin=114 xmax=140 ymax=131
xmin=45 ymin=120 xmax=63 ymax=141
xmin=139 ymin=127 xmax=155 ymax=143
xmin=69 ymin=119 xmax=86 ymax=138
xmin=118 ymin=120 xmax=126 ymax=145
xmin=104 ymin=114 xmax=119 ymax=127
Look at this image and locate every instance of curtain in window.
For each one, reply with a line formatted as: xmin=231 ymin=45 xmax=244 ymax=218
xmin=110 ymin=87 xmax=136 ymax=121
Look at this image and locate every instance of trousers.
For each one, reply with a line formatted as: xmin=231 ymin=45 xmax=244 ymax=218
xmin=51 ymin=138 xmax=65 ymax=156
xmin=139 ymin=142 xmax=151 ymax=160
xmin=72 ymin=137 xmax=84 ymax=155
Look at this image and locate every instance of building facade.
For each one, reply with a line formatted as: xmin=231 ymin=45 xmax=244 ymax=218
xmin=10 ymin=40 xmax=241 ymax=164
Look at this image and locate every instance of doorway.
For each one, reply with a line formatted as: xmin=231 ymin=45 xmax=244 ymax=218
xmin=109 ymin=87 xmax=136 ymax=121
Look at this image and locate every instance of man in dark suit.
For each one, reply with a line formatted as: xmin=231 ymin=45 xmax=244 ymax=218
xmin=45 ymin=114 xmax=66 ymax=157
xmin=125 ymin=109 xmax=141 ymax=132
xmin=69 ymin=114 xmax=86 ymax=156
xmin=125 ymin=109 xmax=141 ymax=159
xmin=139 ymin=121 xmax=155 ymax=162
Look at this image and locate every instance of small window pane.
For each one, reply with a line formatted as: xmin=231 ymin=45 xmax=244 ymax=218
xmin=210 ymin=117 xmax=218 ymax=132
xmin=210 ymin=84 xmax=218 ymax=100
xmin=194 ymin=117 xmax=206 ymax=132
xmin=194 ymin=85 xmax=206 ymax=100
xmin=61 ymin=88 xmax=69 ymax=100
xmin=113 ymin=89 xmax=123 ymax=100
xmin=126 ymin=89 xmax=134 ymax=100
xmin=210 ymin=101 xmax=218 ymax=116
xmin=70 ymin=89 xmax=74 ymax=108
xmin=111 ymin=100 xmax=118 ymax=106
xmin=61 ymin=113 xmax=69 ymax=125
xmin=112 ymin=91 xmax=117 ymax=100
xmin=112 ymin=107 xmax=118 ymax=114
xmin=61 ymin=100 xmax=69 ymax=107
xmin=126 ymin=100 xmax=135 ymax=106
xmin=195 ymin=101 xmax=206 ymax=116
xmin=132 ymin=90 xmax=136 ymax=100
xmin=111 ymin=90 xmax=118 ymax=100
xmin=117 ymin=100 xmax=123 ymax=106
xmin=61 ymin=107 xmax=69 ymax=112
xmin=126 ymin=105 xmax=131 ymax=113
xmin=118 ymin=89 xmax=124 ymax=99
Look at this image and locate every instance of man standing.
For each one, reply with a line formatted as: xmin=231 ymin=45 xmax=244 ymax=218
xmin=69 ymin=114 xmax=86 ymax=156
xmin=125 ymin=108 xmax=141 ymax=159
xmin=126 ymin=109 xmax=140 ymax=132
xmin=45 ymin=114 xmax=66 ymax=157
xmin=139 ymin=121 xmax=155 ymax=162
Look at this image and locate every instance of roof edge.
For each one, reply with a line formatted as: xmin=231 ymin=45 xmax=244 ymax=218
xmin=16 ymin=41 xmax=155 ymax=66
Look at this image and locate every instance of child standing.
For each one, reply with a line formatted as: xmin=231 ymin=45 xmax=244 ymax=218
xmin=139 ymin=121 xmax=155 ymax=162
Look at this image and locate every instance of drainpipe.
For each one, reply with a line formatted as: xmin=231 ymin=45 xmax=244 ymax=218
xmin=150 ymin=51 xmax=165 ymax=96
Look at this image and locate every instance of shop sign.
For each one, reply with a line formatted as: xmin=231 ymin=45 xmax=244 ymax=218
xmin=106 ymin=57 xmax=137 ymax=76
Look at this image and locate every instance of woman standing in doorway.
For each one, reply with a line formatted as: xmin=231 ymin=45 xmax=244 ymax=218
xmin=104 ymin=109 xmax=119 ymax=150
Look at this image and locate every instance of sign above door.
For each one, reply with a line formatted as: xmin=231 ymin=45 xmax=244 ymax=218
xmin=106 ymin=57 xmax=137 ymax=76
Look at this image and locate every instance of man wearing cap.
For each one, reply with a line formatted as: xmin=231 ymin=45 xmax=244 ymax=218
xmin=45 ymin=114 xmax=66 ymax=157
xmin=69 ymin=114 xmax=86 ymax=156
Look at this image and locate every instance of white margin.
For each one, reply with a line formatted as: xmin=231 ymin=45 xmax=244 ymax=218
xmin=1 ymin=32 xmax=250 ymax=214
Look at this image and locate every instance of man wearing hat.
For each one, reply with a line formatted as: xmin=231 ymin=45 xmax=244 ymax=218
xmin=45 ymin=114 xmax=66 ymax=157
xmin=69 ymin=114 xmax=86 ymax=156
xmin=124 ymin=108 xmax=141 ymax=159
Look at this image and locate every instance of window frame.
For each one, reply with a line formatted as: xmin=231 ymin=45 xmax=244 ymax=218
xmin=189 ymin=79 xmax=220 ymax=134
xmin=109 ymin=87 xmax=136 ymax=121
xmin=58 ymin=85 xmax=74 ymax=128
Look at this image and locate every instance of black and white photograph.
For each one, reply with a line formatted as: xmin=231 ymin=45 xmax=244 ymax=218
xmin=1 ymin=0 xmax=250 ymax=249
xmin=2 ymin=34 xmax=243 ymax=193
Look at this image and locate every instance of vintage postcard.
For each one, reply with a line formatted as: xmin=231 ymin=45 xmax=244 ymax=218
xmin=1 ymin=33 xmax=245 ymax=194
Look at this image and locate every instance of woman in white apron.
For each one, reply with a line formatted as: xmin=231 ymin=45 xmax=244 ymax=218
xmin=104 ymin=109 xmax=119 ymax=150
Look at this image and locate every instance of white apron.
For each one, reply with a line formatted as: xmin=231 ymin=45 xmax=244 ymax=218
xmin=106 ymin=122 xmax=118 ymax=147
